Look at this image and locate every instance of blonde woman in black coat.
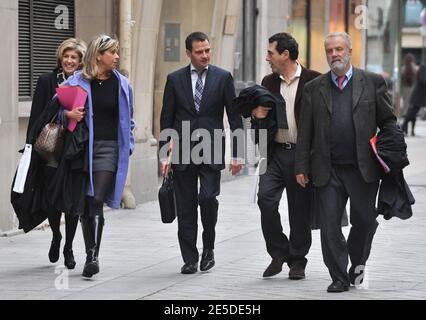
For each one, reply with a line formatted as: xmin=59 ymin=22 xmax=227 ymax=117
xmin=26 ymin=38 xmax=87 ymax=269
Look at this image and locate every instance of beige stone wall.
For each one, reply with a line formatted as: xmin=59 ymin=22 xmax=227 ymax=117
xmin=75 ymin=0 xmax=115 ymax=43
xmin=129 ymin=0 xmax=163 ymax=203
xmin=257 ymin=0 xmax=290 ymax=82
xmin=153 ymin=0 xmax=216 ymax=140
xmin=0 ymin=1 xmax=19 ymax=233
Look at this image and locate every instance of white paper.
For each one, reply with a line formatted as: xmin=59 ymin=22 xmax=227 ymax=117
xmin=250 ymin=157 xmax=266 ymax=203
xmin=13 ymin=144 xmax=32 ymax=194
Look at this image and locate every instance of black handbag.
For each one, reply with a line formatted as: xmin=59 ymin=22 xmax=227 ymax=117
xmin=158 ymin=170 xmax=177 ymax=223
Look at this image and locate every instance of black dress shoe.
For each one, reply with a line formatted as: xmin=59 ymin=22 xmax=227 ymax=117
xmin=288 ymin=261 xmax=306 ymax=280
xmin=48 ymin=236 xmax=62 ymax=263
xmin=327 ymin=280 xmax=349 ymax=293
xmin=63 ymin=249 xmax=76 ymax=270
xmin=263 ymin=257 xmax=286 ymax=278
xmin=181 ymin=262 xmax=198 ymax=274
xmin=200 ymin=249 xmax=215 ymax=272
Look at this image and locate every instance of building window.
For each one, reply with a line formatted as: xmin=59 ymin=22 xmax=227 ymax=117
xmin=287 ymin=0 xmax=309 ymax=68
xmin=19 ymin=0 xmax=75 ymax=101
xmin=404 ymin=0 xmax=425 ymax=27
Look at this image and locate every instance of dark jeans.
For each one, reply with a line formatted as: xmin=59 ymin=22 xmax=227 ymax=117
xmin=173 ymin=164 xmax=221 ymax=263
xmin=257 ymin=146 xmax=312 ymax=267
xmin=317 ymin=165 xmax=379 ymax=285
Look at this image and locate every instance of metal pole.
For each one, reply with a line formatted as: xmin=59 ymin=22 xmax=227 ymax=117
xmin=423 ymin=34 xmax=426 ymax=64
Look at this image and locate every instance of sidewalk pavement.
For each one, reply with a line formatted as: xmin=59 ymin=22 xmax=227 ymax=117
xmin=0 ymin=122 xmax=426 ymax=300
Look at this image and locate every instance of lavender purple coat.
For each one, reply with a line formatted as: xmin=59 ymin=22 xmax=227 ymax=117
xmin=63 ymin=70 xmax=135 ymax=209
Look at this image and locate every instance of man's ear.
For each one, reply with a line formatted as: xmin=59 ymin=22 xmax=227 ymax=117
xmin=282 ymin=50 xmax=290 ymax=59
xmin=186 ymin=49 xmax=191 ymax=59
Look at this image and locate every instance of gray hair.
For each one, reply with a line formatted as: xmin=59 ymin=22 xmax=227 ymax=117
xmin=324 ymin=32 xmax=352 ymax=50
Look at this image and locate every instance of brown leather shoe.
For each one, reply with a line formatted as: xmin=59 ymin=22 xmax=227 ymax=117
xmin=288 ymin=261 xmax=306 ymax=280
xmin=262 ymin=258 xmax=286 ymax=278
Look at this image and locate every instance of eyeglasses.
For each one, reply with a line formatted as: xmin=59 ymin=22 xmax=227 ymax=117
xmin=100 ymin=35 xmax=112 ymax=46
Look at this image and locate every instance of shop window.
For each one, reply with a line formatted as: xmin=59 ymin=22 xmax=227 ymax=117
xmin=404 ymin=0 xmax=425 ymax=27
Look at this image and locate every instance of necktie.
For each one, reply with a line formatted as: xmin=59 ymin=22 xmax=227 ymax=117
xmin=194 ymin=69 xmax=206 ymax=113
xmin=337 ymin=75 xmax=346 ymax=90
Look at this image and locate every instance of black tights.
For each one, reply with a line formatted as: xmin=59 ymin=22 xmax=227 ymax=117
xmin=84 ymin=171 xmax=115 ymax=218
xmin=48 ymin=212 xmax=79 ymax=251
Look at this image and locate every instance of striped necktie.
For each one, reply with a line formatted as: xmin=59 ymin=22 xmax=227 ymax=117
xmin=337 ymin=75 xmax=346 ymax=90
xmin=194 ymin=69 xmax=206 ymax=113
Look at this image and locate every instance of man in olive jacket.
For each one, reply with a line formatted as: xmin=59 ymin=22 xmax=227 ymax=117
xmin=295 ymin=32 xmax=397 ymax=293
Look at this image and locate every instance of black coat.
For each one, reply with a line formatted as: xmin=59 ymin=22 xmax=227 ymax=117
xmin=11 ymin=70 xmax=62 ymax=233
xmin=47 ymin=119 xmax=89 ymax=217
xmin=233 ymin=85 xmax=284 ymax=159
xmin=10 ymin=151 xmax=48 ymax=233
xmin=375 ymin=124 xmax=414 ymax=220
xmin=28 ymin=97 xmax=89 ymax=217
xmin=377 ymin=172 xmax=414 ymax=220
xmin=11 ymin=98 xmax=89 ymax=232
xmin=27 ymin=70 xmax=60 ymax=137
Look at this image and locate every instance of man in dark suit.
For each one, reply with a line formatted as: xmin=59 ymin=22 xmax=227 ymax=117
xmin=160 ymin=32 xmax=243 ymax=274
xmin=251 ymin=33 xmax=320 ymax=280
xmin=295 ymin=32 xmax=397 ymax=292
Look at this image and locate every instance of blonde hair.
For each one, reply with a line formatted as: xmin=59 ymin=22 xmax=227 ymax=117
xmin=56 ymin=38 xmax=87 ymax=69
xmin=82 ymin=35 xmax=119 ymax=80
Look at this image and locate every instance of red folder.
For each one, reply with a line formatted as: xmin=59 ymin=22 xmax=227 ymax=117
xmin=56 ymin=86 xmax=88 ymax=132
xmin=370 ymin=135 xmax=391 ymax=173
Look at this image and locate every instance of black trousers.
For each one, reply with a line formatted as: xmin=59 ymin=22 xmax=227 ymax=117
xmin=257 ymin=146 xmax=312 ymax=267
xmin=317 ymin=164 xmax=379 ymax=285
xmin=173 ymin=164 xmax=221 ymax=263
xmin=402 ymin=104 xmax=422 ymax=134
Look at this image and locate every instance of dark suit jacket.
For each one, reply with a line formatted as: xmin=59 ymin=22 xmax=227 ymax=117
xmin=410 ymin=64 xmax=426 ymax=107
xmin=295 ymin=68 xmax=397 ymax=187
xmin=251 ymin=67 xmax=321 ymax=160
xmin=160 ymin=64 xmax=243 ymax=171
xmin=26 ymin=71 xmax=58 ymax=138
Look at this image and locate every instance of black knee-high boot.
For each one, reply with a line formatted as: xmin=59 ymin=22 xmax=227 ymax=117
xmin=81 ymin=215 xmax=104 ymax=278
xmin=63 ymin=215 xmax=79 ymax=269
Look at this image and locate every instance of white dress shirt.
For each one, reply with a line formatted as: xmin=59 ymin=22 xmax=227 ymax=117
xmin=275 ymin=62 xmax=302 ymax=144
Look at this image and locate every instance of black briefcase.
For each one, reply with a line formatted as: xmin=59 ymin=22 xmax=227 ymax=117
xmin=158 ymin=170 xmax=177 ymax=223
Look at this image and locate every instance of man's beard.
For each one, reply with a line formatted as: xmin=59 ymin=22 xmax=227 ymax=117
xmin=330 ymin=56 xmax=350 ymax=74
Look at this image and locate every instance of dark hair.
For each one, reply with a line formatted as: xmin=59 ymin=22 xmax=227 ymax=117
xmin=185 ymin=32 xmax=209 ymax=51
xmin=268 ymin=33 xmax=299 ymax=60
